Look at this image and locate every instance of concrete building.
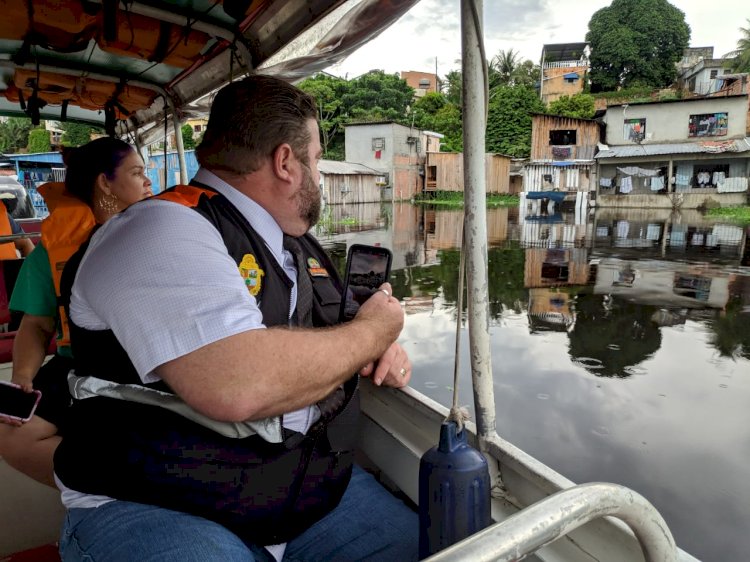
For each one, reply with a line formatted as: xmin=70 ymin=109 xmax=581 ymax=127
xmin=539 ymin=42 xmax=589 ymax=105
xmin=677 ymin=47 xmax=735 ymax=96
xmin=344 ymin=121 xmax=442 ymax=201
xmin=400 ymin=71 xmax=438 ymax=97
xmin=595 ymin=94 xmax=750 ymax=209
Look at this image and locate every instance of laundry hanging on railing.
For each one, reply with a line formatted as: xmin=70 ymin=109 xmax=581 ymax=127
xmin=599 ymin=177 xmax=612 ymax=188
xmin=619 ymin=176 xmax=633 ymax=193
xmin=650 ymin=176 xmax=665 ymax=191
xmin=617 ymin=166 xmax=659 ymax=177
xmin=717 ymin=177 xmax=748 ymax=193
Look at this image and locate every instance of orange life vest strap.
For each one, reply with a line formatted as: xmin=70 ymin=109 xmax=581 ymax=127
xmin=155 ymin=184 xmax=218 ymax=207
xmin=39 ymin=182 xmax=97 ymax=347
xmin=0 ymin=201 xmax=19 ymax=260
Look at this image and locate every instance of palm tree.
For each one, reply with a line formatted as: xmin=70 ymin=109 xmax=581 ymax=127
xmin=489 ymin=49 xmax=520 ymax=88
xmin=728 ymin=19 xmax=750 ymax=73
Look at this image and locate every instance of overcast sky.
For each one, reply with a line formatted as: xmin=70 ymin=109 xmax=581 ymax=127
xmin=327 ymin=0 xmax=747 ymax=79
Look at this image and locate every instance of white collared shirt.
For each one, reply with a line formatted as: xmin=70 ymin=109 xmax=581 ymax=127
xmin=61 ymin=170 xmax=320 ymax=556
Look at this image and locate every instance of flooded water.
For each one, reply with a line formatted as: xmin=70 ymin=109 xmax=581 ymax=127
xmin=315 ymin=202 xmax=750 ymax=562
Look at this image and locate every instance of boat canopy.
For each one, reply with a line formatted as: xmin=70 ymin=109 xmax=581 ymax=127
xmin=0 ymin=0 xmax=420 ymax=146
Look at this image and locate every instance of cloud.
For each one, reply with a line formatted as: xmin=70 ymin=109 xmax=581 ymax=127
xmin=328 ymin=0 xmax=746 ymax=78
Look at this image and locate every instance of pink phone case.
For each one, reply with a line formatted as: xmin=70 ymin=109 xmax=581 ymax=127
xmin=0 ymin=380 xmax=42 ymax=423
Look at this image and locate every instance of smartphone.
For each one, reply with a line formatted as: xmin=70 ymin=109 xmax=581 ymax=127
xmin=339 ymin=244 xmax=393 ymax=322
xmin=0 ymin=381 xmax=41 ymax=423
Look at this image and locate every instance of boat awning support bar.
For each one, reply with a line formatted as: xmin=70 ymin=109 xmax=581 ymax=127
xmin=461 ymin=0 xmax=496 ymax=443
xmin=166 ymin=98 xmax=188 ymax=184
xmin=423 ymin=482 xmax=678 ymax=562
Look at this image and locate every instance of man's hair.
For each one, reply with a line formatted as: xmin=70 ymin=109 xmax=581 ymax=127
xmin=195 ymin=74 xmax=318 ymax=175
xmin=64 ymin=137 xmax=135 ymax=205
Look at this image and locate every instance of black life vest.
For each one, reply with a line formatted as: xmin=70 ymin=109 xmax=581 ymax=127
xmin=54 ymin=183 xmax=360 ymax=545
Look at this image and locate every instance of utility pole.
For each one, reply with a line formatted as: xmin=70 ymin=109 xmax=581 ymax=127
xmin=435 ymin=56 xmax=440 ymax=93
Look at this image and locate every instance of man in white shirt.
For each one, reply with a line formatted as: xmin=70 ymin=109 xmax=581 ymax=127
xmin=55 ymin=75 xmax=417 ymax=561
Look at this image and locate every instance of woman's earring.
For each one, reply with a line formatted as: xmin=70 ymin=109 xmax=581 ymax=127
xmin=97 ymin=192 xmax=120 ymax=214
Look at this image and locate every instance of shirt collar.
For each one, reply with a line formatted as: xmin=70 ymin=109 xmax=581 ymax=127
xmin=191 ymin=168 xmax=284 ymax=259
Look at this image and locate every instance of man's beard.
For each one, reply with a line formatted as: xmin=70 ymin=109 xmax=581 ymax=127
xmin=295 ymin=161 xmax=321 ymax=229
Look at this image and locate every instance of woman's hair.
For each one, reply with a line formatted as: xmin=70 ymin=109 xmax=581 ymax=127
xmin=64 ymin=137 xmax=135 ymax=205
xmin=195 ymin=74 xmax=317 ymax=175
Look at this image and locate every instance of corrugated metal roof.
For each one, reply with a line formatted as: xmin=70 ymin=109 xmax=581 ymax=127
xmin=317 ymin=160 xmax=380 ymax=175
xmin=596 ymin=138 xmax=750 ymax=158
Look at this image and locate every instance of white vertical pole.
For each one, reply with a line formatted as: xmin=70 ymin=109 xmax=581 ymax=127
xmin=462 ymin=0 xmax=496 ymax=442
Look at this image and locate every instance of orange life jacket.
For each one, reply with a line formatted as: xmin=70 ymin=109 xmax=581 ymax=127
xmin=38 ymin=182 xmax=96 ymax=347
xmin=0 ymin=201 xmax=18 ymax=260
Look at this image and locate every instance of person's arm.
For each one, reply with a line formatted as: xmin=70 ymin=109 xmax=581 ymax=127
xmin=14 ymin=236 xmax=35 ymax=257
xmin=7 ymin=213 xmax=34 ymax=257
xmin=11 ymin=314 xmax=55 ymax=391
xmin=156 ymin=284 xmax=404 ymax=422
xmin=74 ymin=202 xmax=409 ymax=424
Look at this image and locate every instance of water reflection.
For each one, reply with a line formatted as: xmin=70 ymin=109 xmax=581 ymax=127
xmin=316 ymin=201 xmax=750 ymax=561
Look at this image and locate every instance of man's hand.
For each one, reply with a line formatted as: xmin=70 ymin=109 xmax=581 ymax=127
xmin=352 ymin=282 xmax=404 ymax=346
xmin=359 ymin=342 xmax=412 ymax=388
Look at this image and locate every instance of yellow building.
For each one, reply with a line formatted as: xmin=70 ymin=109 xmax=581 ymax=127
xmin=539 ymin=42 xmax=589 ymax=105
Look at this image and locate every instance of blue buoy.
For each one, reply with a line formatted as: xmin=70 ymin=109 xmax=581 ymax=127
xmin=418 ymin=420 xmax=491 ymax=558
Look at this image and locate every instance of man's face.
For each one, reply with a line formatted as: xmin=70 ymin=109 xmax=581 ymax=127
xmin=292 ymin=119 xmax=322 ymax=230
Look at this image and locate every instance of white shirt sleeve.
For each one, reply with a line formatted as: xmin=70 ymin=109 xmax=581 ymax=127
xmin=70 ymin=199 xmax=265 ymax=383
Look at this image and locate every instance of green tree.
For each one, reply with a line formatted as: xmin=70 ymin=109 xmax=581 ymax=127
xmin=442 ymin=69 xmax=462 ymax=105
xmin=27 ymin=128 xmax=51 ymax=153
xmin=61 ymin=122 xmax=102 ymax=146
xmin=486 ymin=86 xmax=545 ymax=157
xmin=512 ymin=60 xmax=541 ymax=89
xmin=341 ymin=70 xmax=414 ymax=122
xmin=586 ymin=0 xmax=690 ymax=91
xmin=180 ymin=124 xmax=196 ymax=150
xmin=0 ymin=117 xmax=33 ymax=153
xmin=411 ymin=93 xmax=463 ymax=152
xmin=489 ymin=49 xmax=521 ymax=88
xmin=298 ymin=73 xmax=350 ymax=160
xmin=727 ymin=19 xmax=750 ymax=73
xmin=547 ymin=94 xmax=596 ymax=119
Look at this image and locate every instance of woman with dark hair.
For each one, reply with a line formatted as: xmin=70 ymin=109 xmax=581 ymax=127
xmin=0 ymin=137 xmax=152 ymax=487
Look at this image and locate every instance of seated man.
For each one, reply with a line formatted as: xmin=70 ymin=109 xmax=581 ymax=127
xmin=55 ymin=75 xmax=417 ymax=561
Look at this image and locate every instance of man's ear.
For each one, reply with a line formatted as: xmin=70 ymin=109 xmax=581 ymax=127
xmin=272 ymin=143 xmax=295 ymax=183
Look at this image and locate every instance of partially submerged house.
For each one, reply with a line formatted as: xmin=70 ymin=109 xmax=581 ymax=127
xmin=344 ymin=121 xmax=443 ymax=201
xmin=595 ymin=94 xmax=750 ymax=209
xmin=424 ymin=152 xmax=512 ymax=194
xmin=318 ymin=160 xmax=382 ymax=205
xmin=522 ymin=113 xmax=600 ymax=213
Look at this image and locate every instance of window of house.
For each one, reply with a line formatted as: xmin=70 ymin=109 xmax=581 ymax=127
xmin=194 ymin=124 xmax=202 ymax=132
xmin=710 ymin=69 xmax=718 ymax=79
xmin=624 ymin=118 xmax=646 ymax=142
xmin=689 ymin=77 xmax=696 ymax=91
xmin=688 ymin=113 xmax=728 ymax=137
xmin=692 ymin=164 xmax=729 ymax=188
xmin=372 ymin=137 xmax=385 ymax=150
xmin=549 ymin=130 xmax=576 ymax=145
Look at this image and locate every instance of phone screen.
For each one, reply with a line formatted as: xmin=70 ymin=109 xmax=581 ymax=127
xmin=0 ymin=381 xmax=41 ymax=422
xmin=339 ymin=244 xmax=393 ymax=322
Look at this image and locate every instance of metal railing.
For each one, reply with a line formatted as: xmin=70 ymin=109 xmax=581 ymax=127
xmin=424 ymin=482 xmax=677 ymax=562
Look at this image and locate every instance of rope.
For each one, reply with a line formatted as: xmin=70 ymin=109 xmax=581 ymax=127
xmin=447 ymin=220 xmax=470 ymax=430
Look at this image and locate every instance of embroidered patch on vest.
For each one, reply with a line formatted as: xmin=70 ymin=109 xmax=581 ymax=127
xmin=238 ymin=254 xmax=265 ymax=296
xmin=307 ymin=257 xmax=329 ymax=277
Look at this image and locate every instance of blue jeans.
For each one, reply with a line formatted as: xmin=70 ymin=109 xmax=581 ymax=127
xmin=59 ymin=466 xmax=418 ymax=562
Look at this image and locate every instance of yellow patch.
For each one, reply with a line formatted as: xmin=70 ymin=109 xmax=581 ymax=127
xmin=238 ymin=254 xmax=264 ymax=296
